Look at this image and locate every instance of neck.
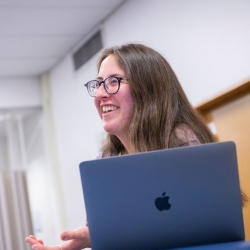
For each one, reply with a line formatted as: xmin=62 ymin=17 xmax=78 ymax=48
xmin=117 ymin=134 xmax=133 ymax=155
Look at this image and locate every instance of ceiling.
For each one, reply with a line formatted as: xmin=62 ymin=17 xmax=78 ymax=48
xmin=0 ymin=0 xmax=126 ymax=78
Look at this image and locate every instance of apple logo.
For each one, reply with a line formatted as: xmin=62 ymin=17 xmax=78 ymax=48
xmin=155 ymin=192 xmax=171 ymax=211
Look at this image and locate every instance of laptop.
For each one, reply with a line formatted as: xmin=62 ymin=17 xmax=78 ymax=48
xmin=79 ymin=141 xmax=245 ymax=250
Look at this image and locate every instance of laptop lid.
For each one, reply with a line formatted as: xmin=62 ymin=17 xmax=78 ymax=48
xmin=79 ymin=141 xmax=244 ymax=250
xmin=174 ymin=240 xmax=250 ymax=250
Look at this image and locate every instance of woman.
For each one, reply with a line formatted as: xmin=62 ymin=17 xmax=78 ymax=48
xmin=25 ymin=43 xmax=217 ymax=250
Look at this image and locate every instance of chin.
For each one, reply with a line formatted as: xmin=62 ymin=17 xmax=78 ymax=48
xmin=103 ymin=125 xmax=114 ymax=134
xmin=103 ymin=127 xmax=120 ymax=137
xmin=102 ymin=121 xmax=125 ymax=138
xmin=103 ymin=128 xmax=117 ymax=135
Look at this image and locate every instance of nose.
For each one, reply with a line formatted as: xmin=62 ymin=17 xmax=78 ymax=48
xmin=95 ymin=83 xmax=109 ymax=98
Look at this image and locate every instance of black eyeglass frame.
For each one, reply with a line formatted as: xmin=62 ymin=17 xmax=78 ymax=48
xmin=84 ymin=77 xmax=128 ymax=97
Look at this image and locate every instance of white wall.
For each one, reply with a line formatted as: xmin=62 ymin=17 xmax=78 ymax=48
xmin=0 ymin=77 xmax=42 ymax=108
xmin=48 ymin=0 xmax=250 ymax=231
xmin=103 ymin=0 xmax=250 ymax=105
xmin=24 ymin=111 xmax=62 ymax=246
xmin=0 ymin=77 xmax=61 ymax=245
xmin=48 ymin=48 xmax=104 ymax=230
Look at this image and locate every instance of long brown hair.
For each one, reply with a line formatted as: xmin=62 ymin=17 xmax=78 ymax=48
xmin=97 ymin=44 xmax=213 ymax=156
xmin=97 ymin=43 xmax=248 ymax=207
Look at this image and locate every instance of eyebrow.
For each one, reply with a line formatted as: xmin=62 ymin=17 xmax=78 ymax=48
xmin=96 ymin=74 xmax=123 ymax=81
xmin=96 ymin=76 xmax=103 ymax=81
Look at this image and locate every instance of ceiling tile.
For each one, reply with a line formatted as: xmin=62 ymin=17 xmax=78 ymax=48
xmin=0 ymin=57 xmax=60 ymax=77
xmin=0 ymin=0 xmax=126 ymax=77
xmin=0 ymin=35 xmax=82 ymax=57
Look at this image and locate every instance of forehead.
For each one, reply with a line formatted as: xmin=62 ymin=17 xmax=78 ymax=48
xmin=98 ymin=55 xmax=125 ymax=79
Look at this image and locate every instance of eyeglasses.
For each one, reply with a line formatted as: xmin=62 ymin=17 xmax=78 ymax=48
xmin=84 ymin=76 xmax=128 ymax=97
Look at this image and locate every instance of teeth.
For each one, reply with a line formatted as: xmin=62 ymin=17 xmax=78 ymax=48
xmin=102 ymin=106 xmax=118 ymax=113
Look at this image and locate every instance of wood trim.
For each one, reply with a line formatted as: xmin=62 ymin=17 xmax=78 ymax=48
xmin=195 ymin=77 xmax=250 ymax=115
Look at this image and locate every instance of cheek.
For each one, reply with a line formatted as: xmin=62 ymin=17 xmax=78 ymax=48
xmin=94 ymin=98 xmax=101 ymax=116
xmin=123 ymin=95 xmax=134 ymax=118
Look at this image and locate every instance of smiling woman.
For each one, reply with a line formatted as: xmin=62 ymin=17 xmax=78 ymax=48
xmin=93 ymin=44 xmax=214 ymax=158
xmin=25 ymin=43 xmax=216 ymax=250
xmin=94 ymin=54 xmax=134 ymax=152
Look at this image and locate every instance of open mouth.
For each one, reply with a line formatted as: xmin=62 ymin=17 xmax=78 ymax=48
xmin=102 ymin=106 xmax=118 ymax=114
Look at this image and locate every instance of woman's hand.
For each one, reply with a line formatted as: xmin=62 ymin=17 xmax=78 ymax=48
xmin=25 ymin=235 xmax=48 ymax=250
xmin=25 ymin=226 xmax=91 ymax=250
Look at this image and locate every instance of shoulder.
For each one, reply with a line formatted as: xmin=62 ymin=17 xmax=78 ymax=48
xmin=96 ymin=151 xmax=119 ymax=159
xmin=96 ymin=152 xmax=103 ymax=159
xmin=174 ymin=124 xmax=201 ymax=147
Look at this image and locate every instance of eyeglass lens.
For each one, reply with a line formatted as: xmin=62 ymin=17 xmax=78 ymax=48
xmin=88 ymin=77 xmax=120 ymax=96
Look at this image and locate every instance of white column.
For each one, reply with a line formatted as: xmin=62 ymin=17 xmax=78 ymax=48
xmin=5 ymin=116 xmax=22 ymax=170
xmin=0 ymin=138 xmax=8 ymax=170
xmin=41 ymin=73 xmax=67 ymax=233
xmin=0 ymin=172 xmax=13 ymax=250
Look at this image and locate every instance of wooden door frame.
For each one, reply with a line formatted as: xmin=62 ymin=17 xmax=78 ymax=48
xmin=195 ymin=77 xmax=250 ymax=115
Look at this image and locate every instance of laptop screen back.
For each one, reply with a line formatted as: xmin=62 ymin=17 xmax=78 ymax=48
xmin=79 ymin=141 xmax=244 ymax=250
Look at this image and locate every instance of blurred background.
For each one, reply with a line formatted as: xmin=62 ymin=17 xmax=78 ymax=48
xmin=0 ymin=0 xmax=249 ymax=249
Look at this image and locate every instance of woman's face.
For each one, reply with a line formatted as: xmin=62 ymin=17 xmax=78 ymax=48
xmin=94 ymin=55 xmax=134 ymax=139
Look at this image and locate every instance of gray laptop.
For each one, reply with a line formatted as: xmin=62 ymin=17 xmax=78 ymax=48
xmin=79 ymin=141 xmax=245 ymax=250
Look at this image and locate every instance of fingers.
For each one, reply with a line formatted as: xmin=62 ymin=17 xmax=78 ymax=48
xmin=25 ymin=235 xmax=42 ymax=245
xmin=56 ymin=241 xmax=88 ymax=250
xmin=25 ymin=241 xmax=59 ymax=250
xmin=38 ymin=239 xmax=44 ymax=245
xmin=30 ymin=245 xmax=58 ymax=250
xmin=25 ymin=235 xmax=48 ymax=250
xmin=25 ymin=226 xmax=90 ymax=250
xmin=25 ymin=235 xmax=39 ymax=241
xmin=25 ymin=235 xmax=63 ymax=250
xmin=31 ymin=245 xmax=46 ymax=250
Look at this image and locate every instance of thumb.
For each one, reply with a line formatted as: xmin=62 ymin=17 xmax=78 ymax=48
xmin=60 ymin=227 xmax=85 ymax=241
